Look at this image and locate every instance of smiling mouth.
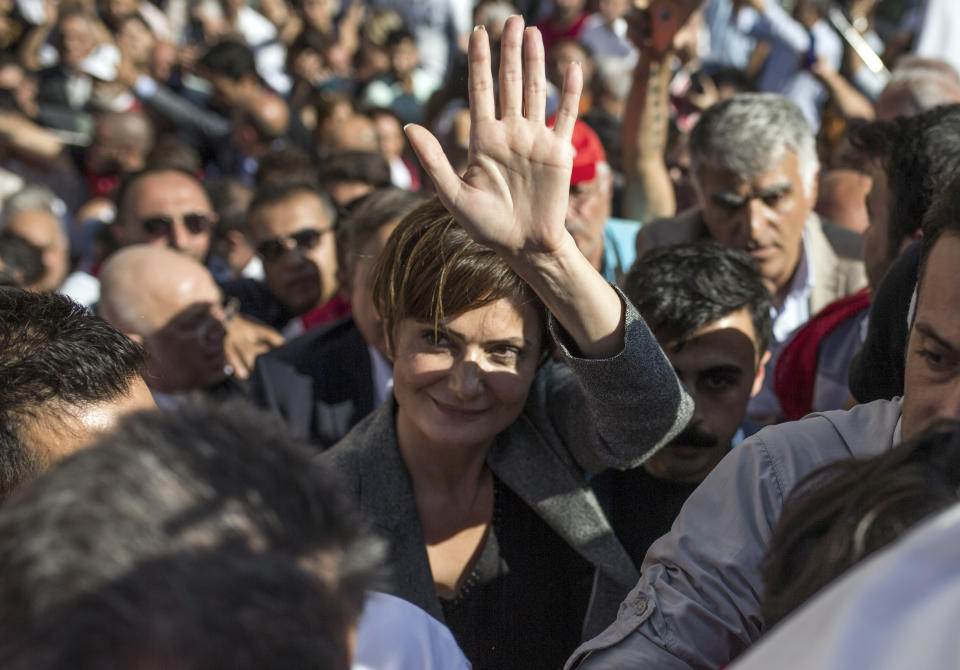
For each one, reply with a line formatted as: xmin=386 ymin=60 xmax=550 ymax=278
xmin=431 ymin=398 xmax=488 ymax=418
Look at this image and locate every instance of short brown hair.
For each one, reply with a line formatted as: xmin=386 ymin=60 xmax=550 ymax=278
xmin=371 ymin=197 xmax=547 ymax=353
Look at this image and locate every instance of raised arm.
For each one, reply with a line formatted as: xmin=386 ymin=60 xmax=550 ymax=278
xmin=404 ymin=16 xmax=624 ymax=359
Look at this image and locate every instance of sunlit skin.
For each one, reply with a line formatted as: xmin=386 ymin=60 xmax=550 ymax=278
xmin=392 ymin=298 xmax=544 ymax=456
xmin=249 ymin=191 xmax=339 ymax=316
xmin=902 ymin=234 xmax=960 ymax=441
xmin=119 ymin=171 xmax=215 ymax=263
xmin=20 ymin=376 xmax=156 ymax=468
xmin=696 ymin=152 xmax=817 ymax=304
xmin=391 ymin=298 xmax=543 ymax=597
xmin=643 ymin=309 xmax=767 ymax=484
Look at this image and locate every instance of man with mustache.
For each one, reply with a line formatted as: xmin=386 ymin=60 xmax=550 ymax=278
xmin=635 ymin=93 xmax=866 ymax=423
xmin=595 ymin=241 xmax=771 ymax=566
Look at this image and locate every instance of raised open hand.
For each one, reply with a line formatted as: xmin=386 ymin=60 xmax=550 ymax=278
xmin=404 ymin=15 xmax=582 ymax=260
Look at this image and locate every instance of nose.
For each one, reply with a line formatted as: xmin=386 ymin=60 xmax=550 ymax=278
xmin=167 ymin=218 xmax=191 ymax=252
xmin=449 ymin=355 xmax=482 ymax=400
xmin=747 ymin=198 xmax=768 ymax=242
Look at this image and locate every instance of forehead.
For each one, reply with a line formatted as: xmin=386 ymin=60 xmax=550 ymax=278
xmin=128 ymin=173 xmax=211 ymax=217
xmin=696 ymin=150 xmax=801 ymax=194
xmin=250 ymin=192 xmax=332 ymax=239
xmin=432 ymin=297 xmax=543 ymax=341
xmin=915 ymin=234 xmax=960 ymax=338
xmin=7 ymin=210 xmax=63 ymax=245
xmin=661 ymin=308 xmax=760 ymax=368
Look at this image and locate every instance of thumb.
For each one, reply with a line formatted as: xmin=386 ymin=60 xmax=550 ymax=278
xmin=404 ymin=123 xmax=463 ymax=210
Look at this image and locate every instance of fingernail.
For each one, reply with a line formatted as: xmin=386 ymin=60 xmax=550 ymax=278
xmin=403 ymin=123 xmax=413 ymax=131
xmin=474 ymin=24 xmax=485 ymax=31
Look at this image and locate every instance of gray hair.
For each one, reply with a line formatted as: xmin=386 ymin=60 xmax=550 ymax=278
xmin=1 ymin=185 xmax=63 ymax=226
xmin=690 ymin=93 xmax=819 ymax=196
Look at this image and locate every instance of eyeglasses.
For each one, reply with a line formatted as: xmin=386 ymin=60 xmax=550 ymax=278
xmin=140 ymin=213 xmax=213 ymax=238
xmin=256 ymin=228 xmax=332 ymax=262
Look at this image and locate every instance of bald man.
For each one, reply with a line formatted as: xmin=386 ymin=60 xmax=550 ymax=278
xmin=99 ymin=246 xmax=238 ymax=403
xmin=2 ymin=208 xmax=69 ymax=292
xmin=113 ymin=168 xmax=216 ymax=263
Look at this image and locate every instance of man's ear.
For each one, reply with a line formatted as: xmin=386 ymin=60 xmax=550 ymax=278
xmin=751 ymin=349 xmax=772 ymax=398
xmin=125 ymin=331 xmax=144 ymax=345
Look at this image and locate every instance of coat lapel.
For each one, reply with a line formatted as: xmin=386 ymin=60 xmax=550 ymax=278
xmin=353 ymin=405 xmax=443 ymax=619
xmin=805 ymin=213 xmax=843 ymax=315
xmin=487 ymin=414 xmax=639 ymax=590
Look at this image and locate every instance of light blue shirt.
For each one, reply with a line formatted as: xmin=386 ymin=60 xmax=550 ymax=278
xmin=736 ymin=2 xmax=843 ymax=130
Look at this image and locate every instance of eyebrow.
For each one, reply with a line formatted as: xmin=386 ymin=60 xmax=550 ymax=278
xmin=710 ymin=181 xmax=793 ymax=207
xmin=914 ymin=323 xmax=960 ymax=354
xmin=417 ymin=321 xmax=531 ymax=348
xmin=700 ymin=364 xmax=744 ymax=376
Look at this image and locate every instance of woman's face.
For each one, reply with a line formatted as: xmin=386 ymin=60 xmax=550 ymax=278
xmin=392 ymin=297 xmax=543 ymax=454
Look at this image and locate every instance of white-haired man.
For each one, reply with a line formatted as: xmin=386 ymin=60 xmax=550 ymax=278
xmin=635 ymin=92 xmax=867 ymax=422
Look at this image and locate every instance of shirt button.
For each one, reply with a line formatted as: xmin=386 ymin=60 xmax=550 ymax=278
xmin=634 ymin=599 xmax=648 ymax=616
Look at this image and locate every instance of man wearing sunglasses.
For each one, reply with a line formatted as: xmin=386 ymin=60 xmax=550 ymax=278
xmin=223 ymin=180 xmax=349 ymax=337
xmin=112 ymin=167 xmax=284 ymax=378
xmin=114 ymin=168 xmax=216 ymax=264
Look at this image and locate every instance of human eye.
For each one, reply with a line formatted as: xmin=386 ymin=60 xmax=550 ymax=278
xmin=421 ymin=328 xmax=451 ymax=349
xmin=488 ymin=344 xmax=523 ymax=365
xmin=700 ymin=370 xmax=738 ymax=393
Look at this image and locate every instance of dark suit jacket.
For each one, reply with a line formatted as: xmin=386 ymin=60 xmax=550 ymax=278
xmin=250 ymin=317 xmax=374 ymax=449
xmin=319 ymin=296 xmax=694 ymax=640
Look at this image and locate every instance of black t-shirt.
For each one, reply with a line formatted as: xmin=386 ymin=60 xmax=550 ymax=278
xmin=440 ymin=477 xmax=594 ymax=670
xmin=593 ymin=466 xmax=699 ymax=567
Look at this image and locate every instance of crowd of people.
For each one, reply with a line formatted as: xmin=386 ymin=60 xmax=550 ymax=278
xmin=3 ymin=0 xmax=960 ymax=667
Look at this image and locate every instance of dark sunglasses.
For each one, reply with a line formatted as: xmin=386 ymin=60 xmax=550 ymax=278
xmin=141 ymin=213 xmax=213 ymax=238
xmin=256 ymin=228 xmax=331 ymax=262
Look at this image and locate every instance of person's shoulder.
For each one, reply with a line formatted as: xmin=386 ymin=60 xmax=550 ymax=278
xmin=260 ymin=316 xmax=361 ymax=366
xmin=750 ymin=398 xmax=902 ymax=463
xmin=637 ymin=208 xmax=704 ymax=250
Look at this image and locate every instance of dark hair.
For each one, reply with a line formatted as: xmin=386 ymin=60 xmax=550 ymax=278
xmin=761 ymin=423 xmax=960 ymax=628
xmin=255 ymin=144 xmax=317 ymax=187
xmin=337 ymin=187 xmax=429 ymax=270
xmin=0 ymin=400 xmax=383 ymax=645
xmin=0 ymin=289 xmax=146 ymax=503
xmin=915 ymin=171 xmax=960 ymax=301
xmin=319 ymin=150 xmax=392 ymax=190
xmin=385 ymin=27 xmax=415 ymax=49
xmin=372 ymin=197 xmax=547 ymax=353
xmin=144 ymin=134 xmax=201 ymax=174
xmin=199 ymin=40 xmax=257 ymax=81
xmin=624 ymin=242 xmax=773 ymax=356
xmin=847 ymin=105 xmax=960 ymax=267
xmin=248 ymin=179 xmax=338 ymax=229
xmin=0 ymin=234 xmax=44 ymax=287
xmin=6 ymin=551 xmax=353 ymax=670
xmin=206 ymin=177 xmax=253 ymax=237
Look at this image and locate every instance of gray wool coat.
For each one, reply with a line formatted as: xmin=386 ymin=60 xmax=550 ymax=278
xmin=318 ymin=295 xmax=694 ymax=641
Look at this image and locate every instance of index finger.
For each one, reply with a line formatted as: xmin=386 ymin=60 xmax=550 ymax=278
xmin=467 ymin=25 xmax=495 ymax=123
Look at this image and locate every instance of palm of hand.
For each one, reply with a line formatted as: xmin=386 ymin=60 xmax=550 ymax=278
xmin=404 ymin=18 xmax=583 ymax=260
xmin=455 ymin=115 xmax=573 ymax=256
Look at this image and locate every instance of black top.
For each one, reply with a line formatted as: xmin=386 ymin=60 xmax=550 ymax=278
xmin=440 ymin=477 xmax=594 ymax=670
xmin=593 ymin=466 xmax=699 ymax=567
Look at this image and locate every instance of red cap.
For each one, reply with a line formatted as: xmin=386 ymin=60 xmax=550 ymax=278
xmin=548 ymin=117 xmax=607 ymax=185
